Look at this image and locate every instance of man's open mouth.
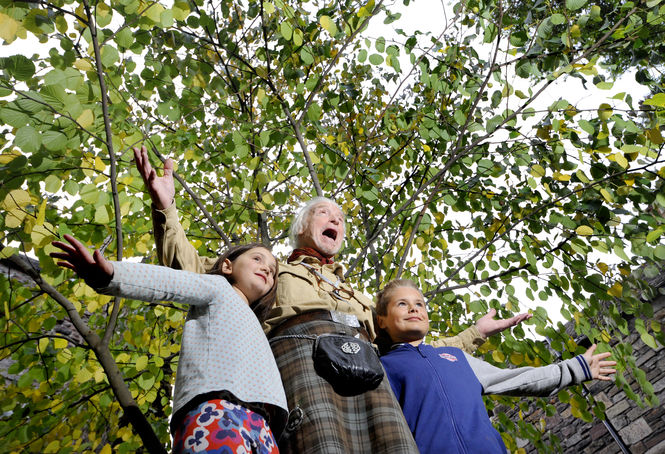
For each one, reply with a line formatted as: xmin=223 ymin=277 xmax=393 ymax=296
xmin=323 ymin=229 xmax=337 ymax=241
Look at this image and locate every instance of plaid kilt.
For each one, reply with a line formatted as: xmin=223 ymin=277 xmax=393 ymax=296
xmin=270 ymin=320 xmax=419 ymax=454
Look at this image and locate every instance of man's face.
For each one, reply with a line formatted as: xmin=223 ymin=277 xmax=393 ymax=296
xmin=298 ymin=202 xmax=345 ymax=257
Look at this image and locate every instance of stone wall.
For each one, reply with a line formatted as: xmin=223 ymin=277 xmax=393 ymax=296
xmin=503 ymin=296 xmax=665 ymax=453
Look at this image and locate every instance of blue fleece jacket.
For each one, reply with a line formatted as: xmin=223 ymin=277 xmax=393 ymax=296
xmin=380 ymin=343 xmax=591 ymax=454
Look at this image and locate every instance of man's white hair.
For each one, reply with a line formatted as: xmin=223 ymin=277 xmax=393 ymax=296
xmin=289 ymin=197 xmax=345 ymax=248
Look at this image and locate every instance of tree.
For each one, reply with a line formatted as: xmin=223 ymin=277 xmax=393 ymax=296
xmin=1 ymin=0 xmax=663 ymax=451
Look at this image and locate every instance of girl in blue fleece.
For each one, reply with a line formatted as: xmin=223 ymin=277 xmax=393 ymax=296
xmin=375 ymin=279 xmax=616 ymax=454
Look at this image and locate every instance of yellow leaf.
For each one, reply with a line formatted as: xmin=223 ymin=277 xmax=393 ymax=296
xmin=173 ymin=1 xmax=190 ymax=20
xmin=76 ymin=366 xmax=93 ymax=384
xmin=615 ymin=153 xmax=628 ymax=168
xmin=598 ymin=103 xmax=613 ymax=121
xmin=74 ymin=58 xmax=94 ymax=71
xmin=263 ymin=2 xmax=275 ymax=14
xmin=94 ymin=156 xmax=106 ymax=171
xmin=320 ymin=15 xmax=337 ymax=35
xmin=600 ymin=330 xmax=611 ymax=342
xmin=0 ymin=150 xmax=21 ymax=164
xmin=193 ymin=73 xmax=206 ymax=88
xmin=646 ymin=127 xmax=664 ymax=145
xmin=31 ymin=224 xmax=54 ymax=248
xmin=77 ymin=109 xmax=94 ymax=129
xmin=38 ymin=337 xmax=49 ymax=353
xmin=566 ymin=338 xmax=578 ymax=351
xmin=87 ymin=298 xmax=100 ymax=313
xmin=530 ymin=164 xmax=545 ymax=178
xmin=509 ymin=352 xmax=524 ymax=365
xmin=0 ymin=13 xmax=19 ymax=42
xmin=607 ymin=282 xmax=623 ymax=298
xmin=576 ymin=225 xmax=593 ymax=236
xmin=575 ymin=170 xmax=589 ymax=183
xmin=145 ymin=3 xmax=166 ymax=23
xmin=3 ymin=189 xmax=30 ymax=209
xmin=492 ymin=350 xmax=505 ymax=362
xmin=135 ymin=355 xmax=149 ymax=370
xmin=44 ymin=440 xmax=61 ymax=454
xmin=552 ymin=171 xmax=571 ymax=181
xmin=600 ymin=188 xmax=613 ymax=203
xmin=0 ymin=246 xmax=17 ymax=259
xmin=94 ymin=366 xmax=105 ymax=383
xmin=53 ymin=338 xmax=68 ymax=349
xmin=4 ymin=207 xmax=27 ymax=228
xmin=99 ymin=444 xmax=112 ymax=454
xmin=94 ymin=206 xmax=110 ymax=224
xmin=597 ymin=262 xmax=608 ymax=275
xmin=36 ymin=199 xmax=47 ymax=225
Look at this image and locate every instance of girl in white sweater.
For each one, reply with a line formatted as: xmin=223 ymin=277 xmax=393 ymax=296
xmin=51 ymin=234 xmax=287 ymax=454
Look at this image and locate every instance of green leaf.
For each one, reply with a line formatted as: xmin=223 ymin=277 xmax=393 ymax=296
xmin=578 ymin=120 xmax=595 ymax=135
xmin=640 ymin=332 xmax=659 ymax=349
xmin=550 ymin=13 xmax=565 ymax=25
xmin=300 ymin=48 xmax=314 ymax=65
xmin=80 ymin=184 xmax=101 ymax=204
xmin=100 ymin=45 xmax=119 ymax=68
xmin=375 ymin=36 xmax=385 ymax=52
xmin=646 ymin=227 xmax=663 ymax=243
xmin=280 ymin=22 xmax=293 ymax=40
xmin=644 ymin=93 xmax=665 ymax=107
xmin=116 ymin=28 xmax=134 ymax=48
xmin=42 ymin=130 xmax=68 ymax=152
xmin=15 ymin=125 xmax=41 ymax=154
xmin=95 ymin=206 xmax=111 ymax=224
xmin=0 ymin=105 xmax=29 ymax=128
xmin=536 ymin=17 xmax=553 ymax=38
xmin=2 ymin=55 xmax=35 ymax=81
xmin=566 ymin=0 xmax=587 ymax=10
xmin=655 ymin=245 xmax=665 ymax=260
xmin=613 ymin=244 xmax=630 ymax=262
xmin=44 ymin=174 xmax=62 ymax=193
xmin=369 ymin=53 xmax=384 ymax=65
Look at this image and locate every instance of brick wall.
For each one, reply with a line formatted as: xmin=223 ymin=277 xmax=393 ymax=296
xmin=502 ymin=295 xmax=665 ymax=453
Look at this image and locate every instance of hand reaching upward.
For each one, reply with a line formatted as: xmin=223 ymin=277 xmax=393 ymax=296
xmin=475 ymin=308 xmax=533 ymax=338
xmin=134 ymin=145 xmax=175 ymax=210
xmin=50 ymin=234 xmax=114 ymax=289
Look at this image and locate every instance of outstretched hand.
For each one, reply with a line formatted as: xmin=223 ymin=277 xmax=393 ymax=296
xmin=475 ymin=308 xmax=533 ymax=338
xmin=583 ymin=344 xmax=617 ymax=381
xmin=134 ymin=145 xmax=175 ymax=210
xmin=50 ymin=234 xmax=114 ymax=289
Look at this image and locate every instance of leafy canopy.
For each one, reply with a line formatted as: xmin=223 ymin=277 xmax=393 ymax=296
xmin=1 ymin=0 xmax=664 ymax=451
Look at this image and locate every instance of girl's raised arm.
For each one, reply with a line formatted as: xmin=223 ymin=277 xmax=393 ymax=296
xmin=50 ymin=234 xmax=114 ymax=289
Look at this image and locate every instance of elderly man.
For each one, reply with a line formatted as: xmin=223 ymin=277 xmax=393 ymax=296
xmin=134 ymin=147 xmax=530 ymax=453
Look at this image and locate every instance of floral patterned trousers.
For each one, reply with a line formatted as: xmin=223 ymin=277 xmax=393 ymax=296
xmin=173 ymin=398 xmax=279 ymax=454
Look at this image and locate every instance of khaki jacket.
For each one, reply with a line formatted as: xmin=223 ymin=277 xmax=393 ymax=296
xmin=152 ymin=203 xmax=484 ymax=351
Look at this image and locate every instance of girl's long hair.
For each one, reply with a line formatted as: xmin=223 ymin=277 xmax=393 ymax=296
xmin=208 ymin=243 xmax=278 ymax=323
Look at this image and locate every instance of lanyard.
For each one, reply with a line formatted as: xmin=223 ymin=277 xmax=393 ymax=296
xmin=300 ymin=262 xmax=351 ymax=302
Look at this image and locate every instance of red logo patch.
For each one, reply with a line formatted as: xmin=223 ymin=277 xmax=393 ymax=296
xmin=439 ymin=352 xmax=458 ymax=362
